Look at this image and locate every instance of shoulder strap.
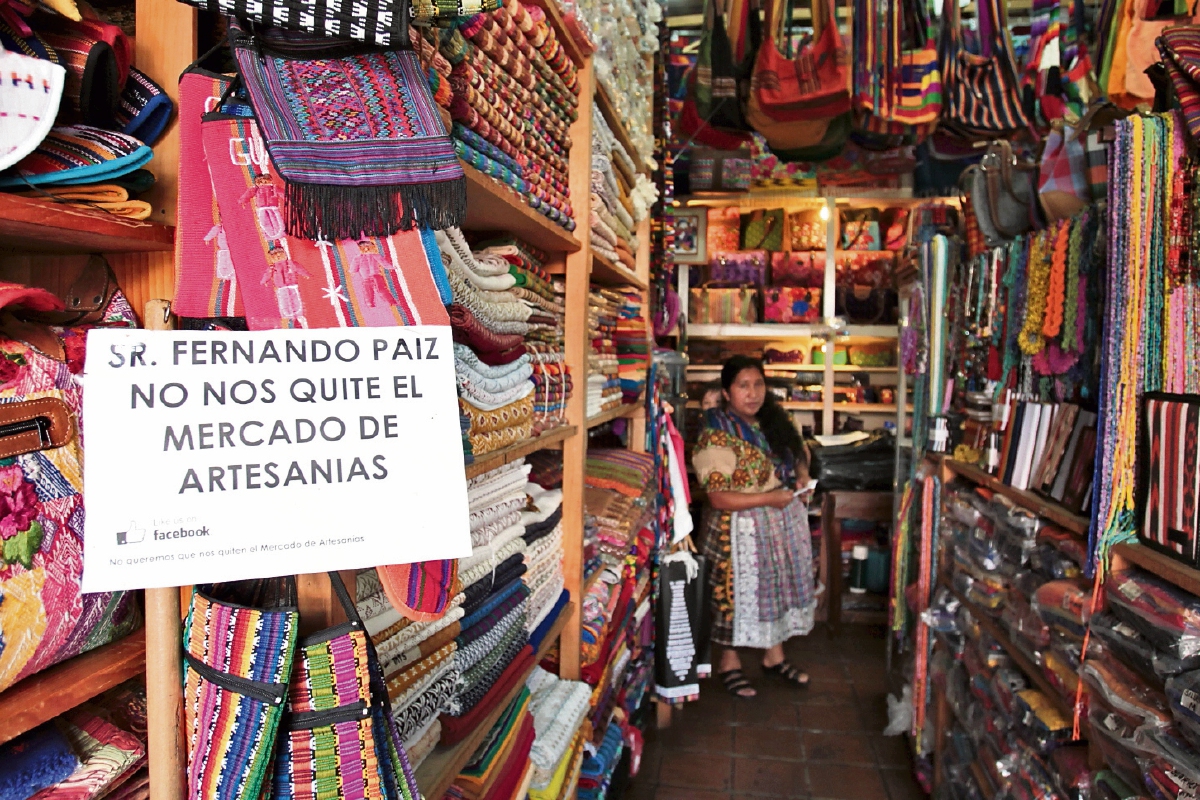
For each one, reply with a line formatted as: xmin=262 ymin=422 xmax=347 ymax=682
xmin=328 ymin=571 xmax=365 ymax=629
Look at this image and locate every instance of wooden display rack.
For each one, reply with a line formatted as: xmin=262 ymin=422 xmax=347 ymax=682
xmin=0 ymin=0 xmax=657 ymax=795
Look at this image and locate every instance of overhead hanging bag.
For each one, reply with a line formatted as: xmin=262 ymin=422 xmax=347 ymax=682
xmin=752 ymin=0 xmax=850 ymax=121
xmin=695 ymin=0 xmax=748 ymax=131
xmin=1159 ymin=26 xmax=1200 ymax=143
xmin=229 ymin=18 xmax=466 ymax=241
xmin=939 ymin=0 xmax=1032 ymax=139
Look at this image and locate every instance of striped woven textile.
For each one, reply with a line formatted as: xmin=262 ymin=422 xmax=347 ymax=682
xmin=184 ymin=588 xmax=298 ymax=800
xmin=1160 ymin=27 xmax=1200 ymax=144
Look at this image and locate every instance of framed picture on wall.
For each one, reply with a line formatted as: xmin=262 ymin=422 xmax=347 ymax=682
xmin=670 ymin=208 xmax=707 ymax=264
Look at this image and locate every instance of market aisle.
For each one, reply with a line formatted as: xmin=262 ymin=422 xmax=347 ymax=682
xmin=626 ymin=624 xmax=926 ymax=800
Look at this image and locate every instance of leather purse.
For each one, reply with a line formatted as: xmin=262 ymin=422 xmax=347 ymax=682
xmin=740 ymin=209 xmax=785 ymax=251
xmin=763 ymin=286 xmax=822 ymax=323
xmin=690 ymin=286 xmax=761 ymax=324
xmin=770 ymin=251 xmax=824 ymax=287
xmin=970 ymin=140 xmax=1041 ymax=246
xmin=709 ymin=250 xmax=769 ymax=285
xmin=840 ymin=208 xmax=883 ymax=250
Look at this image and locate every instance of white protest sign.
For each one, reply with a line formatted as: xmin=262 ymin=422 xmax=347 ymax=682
xmin=81 ymin=327 xmax=470 ymax=591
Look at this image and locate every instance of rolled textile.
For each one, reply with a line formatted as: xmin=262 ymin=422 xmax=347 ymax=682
xmin=373 ymin=597 xmax=465 ymax=656
xmin=393 ymin=668 xmax=458 ymax=741
xmin=471 ymin=510 xmax=524 ymax=548
xmin=457 ymin=597 xmax=529 ymax=675
xmin=402 ymin=716 xmax=442 ymax=771
xmin=461 ymin=579 xmax=529 ymax=631
xmin=460 ymin=394 xmax=533 ymax=435
xmin=526 ymin=666 xmax=591 ymax=790
xmin=462 ymin=556 xmax=528 ymax=611
xmin=528 ymin=589 xmax=569 ymax=652
xmin=385 ymin=640 xmax=456 ymax=700
xmin=458 ymin=376 xmax=536 ymax=412
xmin=379 ymin=620 xmax=461 ymax=679
xmin=459 ymin=526 xmax=528 ymax=575
xmin=451 ymin=304 xmax=525 ymax=353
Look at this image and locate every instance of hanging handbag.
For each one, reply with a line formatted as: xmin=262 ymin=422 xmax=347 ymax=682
xmin=939 ymin=0 xmax=1033 ymax=139
xmin=689 ymin=147 xmax=753 ymax=191
xmin=679 ymin=68 xmax=755 ymax=150
xmin=767 ymin=111 xmax=853 ymax=162
xmin=771 ymin=251 xmax=825 ymax=286
xmin=0 ymin=263 xmax=143 ymax=697
xmin=709 ymin=250 xmax=769 ymax=285
xmin=689 ymin=286 xmax=761 ymax=323
xmin=840 ymin=208 xmax=882 ymax=250
xmin=789 ymin=209 xmax=827 ymax=250
xmin=763 ymin=286 xmax=822 ymax=322
xmin=695 ymin=0 xmax=749 ymax=131
xmin=882 ymin=207 xmax=910 ymax=250
xmin=751 ymin=0 xmax=851 ymax=121
xmin=739 ymin=208 xmax=785 ymax=250
xmin=270 ymin=572 xmax=421 ymax=800
xmin=1158 ymin=26 xmax=1200 ymax=144
xmin=970 ymin=140 xmax=1041 ymax=245
xmin=1038 ymin=123 xmax=1090 ymax=222
xmin=854 ymin=0 xmax=941 ymax=125
xmin=184 ymin=578 xmax=299 ymax=800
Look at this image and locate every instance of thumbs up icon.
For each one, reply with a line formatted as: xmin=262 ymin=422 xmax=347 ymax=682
xmin=116 ymin=521 xmax=145 ymax=545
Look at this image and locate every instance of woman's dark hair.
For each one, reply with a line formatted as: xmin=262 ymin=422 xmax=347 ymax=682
xmin=721 ymin=355 xmax=808 ymax=469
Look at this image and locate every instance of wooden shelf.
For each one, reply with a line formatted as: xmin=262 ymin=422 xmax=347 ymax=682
xmin=837 ymin=325 xmax=899 ymax=339
xmin=686 ymin=400 xmax=909 ymax=413
xmin=586 ymin=401 xmax=641 ymax=429
xmin=461 ymin=163 xmax=582 ymax=254
xmin=0 ymin=629 xmax=146 ymax=745
xmin=591 ymin=252 xmax=647 ymax=290
xmin=688 ymin=322 xmax=833 ymax=339
xmin=415 ymin=600 xmax=574 ymax=800
xmin=939 ymin=458 xmax=1089 ymax=536
xmin=946 ymin=585 xmax=1078 ymax=722
xmin=1111 ymin=542 xmax=1200 ymax=596
xmin=465 ymin=424 xmax=576 ymax=480
xmin=594 ymin=82 xmax=648 ymax=176
xmin=0 ymin=194 xmax=174 ymax=254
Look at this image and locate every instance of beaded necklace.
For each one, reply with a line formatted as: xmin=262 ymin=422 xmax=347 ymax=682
xmin=1043 ymin=220 xmax=1070 ymax=339
xmin=1061 ymin=210 xmax=1085 ymax=353
xmin=1019 ymin=230 xmax=1051 ymax=355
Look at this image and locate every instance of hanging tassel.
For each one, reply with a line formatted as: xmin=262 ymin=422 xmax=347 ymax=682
xmin=283 ymin=177 xmax=468 ymax=240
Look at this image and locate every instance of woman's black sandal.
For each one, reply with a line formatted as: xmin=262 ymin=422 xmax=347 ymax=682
xmin=719 ymin=669 xmax=756 ymax=697
xmin=763 ymin=660 xmax=810 ymax=688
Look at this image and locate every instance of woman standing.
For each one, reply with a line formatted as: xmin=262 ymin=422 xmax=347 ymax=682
xmin=693 ymin=355 xmax=816 ymax=697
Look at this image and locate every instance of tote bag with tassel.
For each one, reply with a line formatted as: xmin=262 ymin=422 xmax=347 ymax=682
xmin=939 ymin=0 xmax=1032 ymax=138
xmin=751 ymin=0 xmax=850 ymax=121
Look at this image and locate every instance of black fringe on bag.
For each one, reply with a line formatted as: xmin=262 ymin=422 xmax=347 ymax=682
xmin=283 ymin=177 xmax=468 ymax=239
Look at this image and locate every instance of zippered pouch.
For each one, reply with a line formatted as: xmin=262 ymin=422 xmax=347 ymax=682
xmin=184 ymin=579 xmax=299 ymax=800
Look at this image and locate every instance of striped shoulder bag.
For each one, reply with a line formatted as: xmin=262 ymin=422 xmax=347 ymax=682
xmin=938 ymin=0 xmax=1032 ymax=139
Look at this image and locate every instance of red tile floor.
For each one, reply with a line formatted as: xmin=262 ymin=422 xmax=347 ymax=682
xmin=625 ymin=624 xmax=928 ymax=800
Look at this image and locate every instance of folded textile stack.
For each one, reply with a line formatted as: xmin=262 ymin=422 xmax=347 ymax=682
xmin=590 ymin=109 xmax=640 ymax=271
xmin=448 ymin=688 xmax=535 ymax=800
xmin=443 ymin=459 xmax=537 ymax=746
xmin=526 ymin=729 xmax=586 ymax=800
xmin=438 ymin=0 xmax=580 ymax=232
xmin=586 ymin=288 xmax=623 ymax=417
xmin=615 ymin=290 xmax=648 ymax=402
xmin=0 ymin=5 xmax=170 ymax=217
xmin=585 ymin=448 xmax=656 ymax=571
xmin=357 ymin=569 xmax=464 ymax=766
xmin=442 ymin=227 xmax=536 ymax=458
xmin=475 ymin=237 xmax=571 ymax=435
xmin=525 ymin=667 xmax=592 ymax=793
xmin=576 ymin=718 xmax=625 ymax=800
xmin=522 ymin=476 xmax=566 ymax=637
xmin=0 ymin=679 xmax=149 ymax=800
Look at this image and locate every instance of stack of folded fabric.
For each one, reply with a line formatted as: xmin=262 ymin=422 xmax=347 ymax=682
xmin=357 ymin=569 xmax=465 ymax=768
xmin=443 ymin=459 xmax=537 ymax=746
xmin=586 ymin=288 xmax=622 ymax=416
xmin=576 ymin=719 xmax=625 ymax=800
xmin=442 ymin=227 xmax=536 ymax=459
xmin=0 ymin=679 xmax=149 ymax=800
xmin=475 ymin=237 xmax=571 ymax=434
xmin=522 ymin=475 xmax=567 ymax=644
xmin=0 ymin=5 xmax=171 ymax=216
xmin=447 ymin=688 xmax=535 ymax=800
xmin=439 ymin=0 xmax=580 ymax=232
xmin=615 ymin=290 xmax=649 ymax=402
xmin=585 ymin=448 xmax=655 ymax=572
xmin=525 ymin=667 xmax=592 ymax=797
xmin=589 ymin=109 xmax=639 ymax=271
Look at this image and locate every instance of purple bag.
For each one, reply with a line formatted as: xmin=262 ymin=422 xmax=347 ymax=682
xmin=708 ymin=250 xmax=768 ymax=286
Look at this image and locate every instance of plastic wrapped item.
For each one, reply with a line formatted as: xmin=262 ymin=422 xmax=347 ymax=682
xmin=1012 ymin=689 xmax=1074 ymax=754
xmin=809 ymin=430 xmax=895 ymax=491
xmin=1003 ymin=596 xmax=1053 ymax=650
xmin=1032 ymin=580 xmax=1095 ymax=640
xmin=1012 ymin=571 xmax=1047 ymax=602
xmin=997 ymin=524 xmax=1039 ymax=574
xmin=1081 ymin=655 xmax=1174 ymax=730
xmin=968 ymin=525 xmax=1006 ymax=572
xmin=1037 ymin=525 xmax=1088 ymax=570
xmin=1043 ymin=639 xmax=1087 ymax=707
xmin=1137 ymin=727 xmax=1200 ymax=800
xmin=1165 ymin=671 xmax=1200 ymax=751
xmin=1030 ymin=542 xmax=1084 ymax=580
xmin=1107 ymin=570 xmax=1200 ymax=660
xmin=1013 ymin=751 xmax=1069 ymax=800
xmin=1091 ymin=770 xmax=1142 ymax=800
xmin=1049 ymin=745 xmax=1093 ymax=800
xmin=1087 ymin=705 xmax=1154 ymax=792
xmin=928 ymin=586 xmax=964 ymax=633
xmin=946 ymin=487 xmax=992 ymax=530
xmin=982 ymin=495 xmax=1040 ymax=538
xmin=990 ymin=668 xmax=1029 ymax=718
xmin=954 ymin=562 xmax=1008 ymax=612
xmin=1091 ymin=613 xmax=1200 ymax=688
